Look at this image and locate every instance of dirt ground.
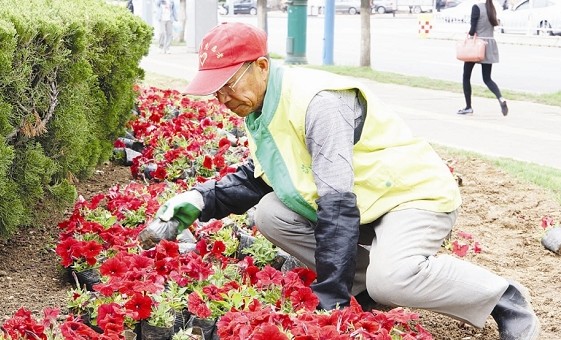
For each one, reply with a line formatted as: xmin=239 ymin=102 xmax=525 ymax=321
xmin=1 ymin=151 xmax=559 ymax=339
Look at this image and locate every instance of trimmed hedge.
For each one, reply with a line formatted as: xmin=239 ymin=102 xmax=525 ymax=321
xmin=0 ymin=0 xmax=153 ymax=236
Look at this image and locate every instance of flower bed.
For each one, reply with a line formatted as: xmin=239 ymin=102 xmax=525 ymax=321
xmin=1 ymin=86 xmax=434 ymax=340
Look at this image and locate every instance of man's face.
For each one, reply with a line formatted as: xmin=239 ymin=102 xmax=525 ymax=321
xmin=214 ymin=57 xmax=269 ymax=117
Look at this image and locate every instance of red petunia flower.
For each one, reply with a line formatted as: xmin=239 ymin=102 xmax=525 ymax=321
xmin=60 ymin=320 xmax=101 ymax=338
xmin=188 ymin=292 xmax=212 ymax=319
xmin=202 ymin=155 xmax=213 ymax=170
xmin=97 ymin=302 xmax=125 ymax=332
xmin=256 ymin=265 xmax=283 ymax=287
xmin=289 ymin=287 xmax=319 ymax=312
xmin=99 ymin=256 xmax=128 ymax=278
xmin=451 ymin=240 xmax=469 ymax=257
xmin=124 ymin=293 xmax=153 ymax=320
xmin=251 ymin=324 xmax=289 ymax=340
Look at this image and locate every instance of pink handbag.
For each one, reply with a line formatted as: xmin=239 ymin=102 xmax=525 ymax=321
xmin=456 ymin=34 xmax=487 ymax=62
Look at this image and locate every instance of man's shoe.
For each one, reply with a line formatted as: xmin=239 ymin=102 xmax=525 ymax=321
xmin=354 ymin=290 xmax=384 ymax=312
xmin=501 ymin=100 xmax=509 ymax=116
xmin=457 ymin=108 xmax=473 ymax=115
xmin=491 ymin=280 xmax=540 ymax=340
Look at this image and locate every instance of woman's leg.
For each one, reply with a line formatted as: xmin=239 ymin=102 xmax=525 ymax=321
xmin=482 ymin=63 xmax=508 ymax=116
xmin=164 ymin=20 xmax=173 ymax=53
xmin=462 ymin=62 xmax=476 ymax=109
xmin=458 ymin=62 xmax=476 ymax=114
xmin=481 ymin=63 xmax=502 ymax=99
xmin=158 ymin=20 xmax=166 ymax=50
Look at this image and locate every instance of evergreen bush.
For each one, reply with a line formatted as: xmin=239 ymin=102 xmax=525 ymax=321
xmin=0 ymin=0 xmax=153 ymax=236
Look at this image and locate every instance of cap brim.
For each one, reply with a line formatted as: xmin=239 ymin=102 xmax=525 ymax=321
xmin=185 ymin=62 xmax=245 ymax=96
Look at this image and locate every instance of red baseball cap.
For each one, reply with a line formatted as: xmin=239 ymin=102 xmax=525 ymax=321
xmin=185 ymin=22 xmax=268 ymax=96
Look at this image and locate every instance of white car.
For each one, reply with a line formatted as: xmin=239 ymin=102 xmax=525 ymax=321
xmin=499 ymin=0 xmax=561 ymax=35
xmin=435 ymin=0 xmax=503 ymax=23
xmin=316 ymin=0 xmax=364 ymax=15
xmin=435 ymin=0 xmax=479 ymax=23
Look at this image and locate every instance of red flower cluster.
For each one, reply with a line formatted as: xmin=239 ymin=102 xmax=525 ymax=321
xmin=446 ymin=231 xmax=482 ymax=257
xmin=126 ymin=87 xmax=246 ymax=183
xmin=0 ymin=307 xmax=111 ymax=340
xmin=216 ymin=298 xmax=433 ymax=339
xmin=55 ymin=181 xmax=178 ymax=271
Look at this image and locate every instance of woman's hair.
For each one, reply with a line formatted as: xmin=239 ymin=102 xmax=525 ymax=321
xmin=486 ymin=0 xmax=499 ymax=26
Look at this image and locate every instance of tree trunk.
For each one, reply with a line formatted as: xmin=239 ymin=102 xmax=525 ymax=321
xmin=360 ymin=0 xmax=371 ymax=67
xmin=178 ymin=0 xmax=186 ymax=43
xmin=257 ymin=0 xmax=268 ymax=33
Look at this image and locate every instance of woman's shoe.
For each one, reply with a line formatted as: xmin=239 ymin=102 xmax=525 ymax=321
xmin=457 ymin=108 xmax=473 ymax=115
xmin=500 ymin=100 xmax=508 ymax=116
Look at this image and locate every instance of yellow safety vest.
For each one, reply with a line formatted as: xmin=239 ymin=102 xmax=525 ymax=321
xmin=245 ymin=64 xmax=461 ymax=224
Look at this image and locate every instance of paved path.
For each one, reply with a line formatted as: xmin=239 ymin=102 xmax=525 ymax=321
xmin=140 ymin=45 xmax=561 ymax=170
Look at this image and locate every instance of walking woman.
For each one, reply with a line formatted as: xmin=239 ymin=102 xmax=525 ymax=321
xmin=458 ymin=0 xmax=508 ymax=116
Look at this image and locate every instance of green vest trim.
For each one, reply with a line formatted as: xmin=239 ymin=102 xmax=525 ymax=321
xmin=245 ymin=65 xmax=318 ymax=222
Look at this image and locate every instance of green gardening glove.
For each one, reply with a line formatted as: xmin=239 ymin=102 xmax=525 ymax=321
xmin=155 ymin=190 xmax=205 ymax=232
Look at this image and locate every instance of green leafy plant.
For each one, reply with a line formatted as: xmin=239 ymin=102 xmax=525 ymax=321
xmin=241 ymin=234 xmax=278 ymax=267
xmin=172 ymin=328 xmax=203 ymax=339
xmin=154 ymin=281 xmax=189 ymax=312
xmin=146 ymin=300 xmax=175 ymax=328
xmin=210 ymin=225 xmax=240 ymax=257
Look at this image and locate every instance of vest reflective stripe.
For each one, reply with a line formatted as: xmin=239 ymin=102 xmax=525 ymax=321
xmin=245 ymin=64 xmax=461 ymax=224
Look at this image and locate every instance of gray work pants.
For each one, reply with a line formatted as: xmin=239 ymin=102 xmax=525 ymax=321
xmin=254 ymin=192 xmax=508 ymax=328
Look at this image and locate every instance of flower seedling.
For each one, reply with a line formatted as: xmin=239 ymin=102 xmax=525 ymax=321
xmin=444 ymin=231 xmax=482 ymax=257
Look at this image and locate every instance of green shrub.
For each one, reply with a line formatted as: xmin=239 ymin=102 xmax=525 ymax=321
xmin=0 ymin=0 xmax=152 ymax=236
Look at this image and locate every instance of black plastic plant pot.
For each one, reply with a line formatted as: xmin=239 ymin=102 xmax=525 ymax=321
xmin=117 ymin=137 xmax=145 ymax=153
xmin=142 ymin=163 xmax=158 ymax=180
xmin=72 ymin=268 xmax=101 ymax=291
xmin=79 ymin=313 xmax=103 ymax=334
xmin=140 ymin=320 xmax=174 ymax=340
xmin=173 ymin=309 xmax=193 ymax=333
xmin=235 ymin=232 xmax=256 ymax=260
xmin=189 ymin=317 xmax=218 ymax=340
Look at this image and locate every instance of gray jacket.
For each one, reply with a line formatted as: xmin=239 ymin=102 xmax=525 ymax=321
xmin=156 ymin=0 xmax=178 ymax=22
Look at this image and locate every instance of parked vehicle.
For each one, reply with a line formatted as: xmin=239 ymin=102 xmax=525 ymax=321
xmin=435 ymin=0 xmax=503 ymax=23
xmin=317 ymin=0 xmax=365 ymax=15
xmin=498 ymin=0 xmax=561 ymax=35
xmin=372 ymin=0 xmax=397 ymax=13
xmin=396 ymin=0 xmax=435 ymax=13
xmin=219 ymin=0 xmax=258 ymax=15
xmin=436 ymin=0 xmax=462 ymax=11
xmin=434 ymin=0 xmax=475 ymax=22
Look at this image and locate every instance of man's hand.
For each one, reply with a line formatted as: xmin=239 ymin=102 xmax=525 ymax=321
xmin=155 ymin=190 xmax=205 ymax=230
xmin=138 ymin=190 xmax=205 ymax=249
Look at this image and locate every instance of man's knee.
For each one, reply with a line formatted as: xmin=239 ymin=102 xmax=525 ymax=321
xmin=254 ymin=192 xmax=278 ymax=235
xmin=366 ymin=256 xmax=427 ymax=304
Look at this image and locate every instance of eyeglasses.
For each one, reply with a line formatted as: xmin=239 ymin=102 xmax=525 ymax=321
xmin=216 ymin=62 xmax=253 ymax=97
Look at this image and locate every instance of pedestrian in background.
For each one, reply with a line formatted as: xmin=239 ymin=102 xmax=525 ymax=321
xmin=156 ymin=0 xmax=177 ymax=54
xmin=141 ymin=22 xmax=539 ymax=340
xmin=126 ymin=0 xmax=134 ymax=14
xmin=458 ymin=0 xmax=508 ymax=116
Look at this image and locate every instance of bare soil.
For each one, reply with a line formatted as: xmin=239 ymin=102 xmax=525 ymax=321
xmin=1 ymin=147 xmax=559 ymax=338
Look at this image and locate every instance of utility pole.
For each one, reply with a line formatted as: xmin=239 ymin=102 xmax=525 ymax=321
xmin=323 ymin=0 xmax=335 ymax=65
xmin=285 ymin=0 xmax=308 ymax=64
xmin=257 ymin=0 xmax=268 ymax=33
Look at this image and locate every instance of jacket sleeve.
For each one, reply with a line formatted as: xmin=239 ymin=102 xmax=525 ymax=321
xmin=172 ymin=2 xmax=178 ymax=21
xmin=469 ymin=5 xmax=480 ymax=36
xmin=193 ymin=159 xmax=273 ymax=222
